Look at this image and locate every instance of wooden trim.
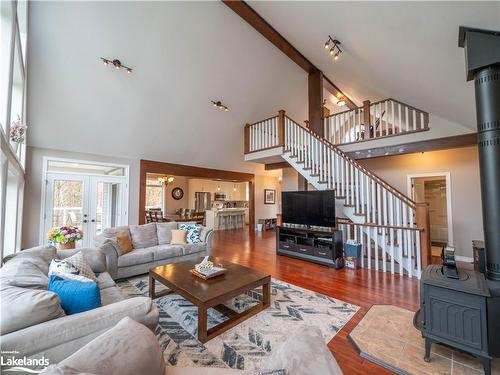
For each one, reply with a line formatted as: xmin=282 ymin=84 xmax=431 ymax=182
xmin=286 ymin=116 xmax=417 ymax=208
xmin=363 ymin=100 xmax=371 ymax=140
xmin=337 ymin=218 xmax=422 ymax=232
xmin=415 ymin=203 xmax=431 ymax=269
xmin=265 ymin=161 xmax=290 ymax=170
xmin=222 ymin=0 xmax=357 ymax=109
xmin=322 ymin=76 xmax=358 ymax=110
xmin=277 ymin=110 xmax=285 ymax=147
xmin=346 ymin=133 xmax=478 ymax=160
xmin=139 ymin=160 xmax=255 ymax=229
xmin=308 ymin=70 xmax=324 ymax=136
xmin=244 ymin=123 xmax=250 ymax=154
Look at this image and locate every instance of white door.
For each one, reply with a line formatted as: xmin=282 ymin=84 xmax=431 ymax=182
xmin=44 ymin=174 xmax=127 ymax=248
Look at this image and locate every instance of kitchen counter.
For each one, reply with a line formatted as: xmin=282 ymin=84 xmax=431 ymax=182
xmin=205 ymin=209 xmax=246 ymax=230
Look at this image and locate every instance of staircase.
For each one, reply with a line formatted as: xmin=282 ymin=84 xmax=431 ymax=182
xmin=244 ymin=109 xmax=431 ymax=279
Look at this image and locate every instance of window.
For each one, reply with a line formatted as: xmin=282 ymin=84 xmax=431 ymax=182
xmin=0 ymin=0 xmax=28 ymax=258
xmin=146 ymin=181 xmax=163 ymax=209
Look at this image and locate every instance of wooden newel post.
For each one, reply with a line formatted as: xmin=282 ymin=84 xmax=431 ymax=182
xmin=278 ymin=110 xmax=286 ymax=147
xmin=363 ymin=100 xmax=371 ymax=139
xmin=415 ymin=203 xmax=431 ymax=269
xmin=244 ymin=123 xmax=250 ymax=154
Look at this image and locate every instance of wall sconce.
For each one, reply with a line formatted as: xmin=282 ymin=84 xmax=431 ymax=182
xmin=211 ymin=100 xmax=229 ymax=112
xmin=101 ymin=57 xmax=133 ymax=74
xmin=158 ymin=176 xmax=175 ymax=185
xmin=217 ymin=185 xmax=221 ymax=191
xmin=337 ymin=95 xmax=347 ymax=107
xmin=324 ymin=36 xmax=343 ymax=61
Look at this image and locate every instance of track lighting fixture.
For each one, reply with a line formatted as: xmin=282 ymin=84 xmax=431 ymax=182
xmin=211 ymin=100 xmax=229 ymax=112
xmin=101 ymin=57 xmax=133 ymax=74
xmin=323 ymin=36 xmax=343 ymax=62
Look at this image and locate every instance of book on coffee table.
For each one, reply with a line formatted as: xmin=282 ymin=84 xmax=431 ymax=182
xmin=190 ymin=266 xmax=227 ymax=280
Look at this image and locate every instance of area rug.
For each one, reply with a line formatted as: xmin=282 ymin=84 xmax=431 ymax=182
xmin=118 ymin=275 xmax=359 ymax=371
xmin=349 ymin=305 xmax=500 ymax=375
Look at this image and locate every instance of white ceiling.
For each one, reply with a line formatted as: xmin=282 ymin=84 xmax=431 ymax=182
xmin=27 ymin=1 xmax=499 ymax=175
xmin=27 ymin=1 xmax=308 ymax=175
xmin=252 ymin=1 xmax=500 ymax=130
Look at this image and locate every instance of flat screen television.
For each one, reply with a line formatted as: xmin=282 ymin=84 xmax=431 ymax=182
xmin=281 ymin=191 xmax=336 ymax=227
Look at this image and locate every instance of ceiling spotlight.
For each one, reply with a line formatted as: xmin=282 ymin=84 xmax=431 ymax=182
xmin=100 ymin=57 xmax=133 ymax=74
xmin=211 ymin=100 xmax=229 ymax=112
xmin=323 ymin=36 xmax=343 ymax=62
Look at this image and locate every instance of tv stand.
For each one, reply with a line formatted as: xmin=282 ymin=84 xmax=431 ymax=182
xmin=276 ymin=226 xmax=343 ymax=268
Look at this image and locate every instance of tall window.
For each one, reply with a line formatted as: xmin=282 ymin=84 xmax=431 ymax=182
xmin=0 ymin=0 xmax=28 ymax=258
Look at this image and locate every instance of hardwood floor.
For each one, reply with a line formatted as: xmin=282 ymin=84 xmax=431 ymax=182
xmin=211 ymin=227 xmax=421 ymax=375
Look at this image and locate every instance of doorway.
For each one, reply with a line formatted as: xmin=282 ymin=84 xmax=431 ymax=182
xmin=407 ymin=173 xmax=453 ymax=259
xmin=41 ymin=158 xmax=129 ymax=248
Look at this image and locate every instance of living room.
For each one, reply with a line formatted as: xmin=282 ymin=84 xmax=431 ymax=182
xmin=1 ymin=1 xmax=499 ymax=374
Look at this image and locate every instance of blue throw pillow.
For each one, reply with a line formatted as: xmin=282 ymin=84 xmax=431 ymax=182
xmin=179 ymin=223 xmax=201 ymax=244
xmin=48 ymin=275 xmax=101 ymax=315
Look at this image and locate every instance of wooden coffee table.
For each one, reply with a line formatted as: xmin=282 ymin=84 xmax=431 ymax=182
xmin=149 ymin=257 xmax=271 ymax=343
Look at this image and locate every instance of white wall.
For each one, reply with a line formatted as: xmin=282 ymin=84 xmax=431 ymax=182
xmin=254 ymin=175 xmax=281 ymax=221
xmin=22 ymin=146 xmax=140 ymax=248
xmin=281 ymin=168 xmax=299 ymax=193
xmin=358 ymin=146 xmax=483 ymax=258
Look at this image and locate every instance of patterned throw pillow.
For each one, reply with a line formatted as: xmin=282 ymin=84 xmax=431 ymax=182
xmin=48 ymin=259 xmax=79 ymax=276
xmin=253 ymin=371 xmax=287 ymax=375
xmin=64 ymin=252 xmax=98 ymax=282
xmin=179 ymin=223 xmax=201 ymax=244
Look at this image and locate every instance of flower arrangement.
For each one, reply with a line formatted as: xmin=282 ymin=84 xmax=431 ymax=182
xmin=48 ymin=225 xmax=83 ymax=245
xmin=9 ymin=115 xmax=27 ymax=144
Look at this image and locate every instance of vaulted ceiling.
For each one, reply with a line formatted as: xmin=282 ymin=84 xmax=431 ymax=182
xmin=27 ymin=2 xmax=499 ymax=175
xmin=251 ymin=1 xmax=500 ymax=130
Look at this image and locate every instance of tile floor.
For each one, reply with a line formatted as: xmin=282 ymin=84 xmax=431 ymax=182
xmin=349 ymin=305 xmax=499 ymax=375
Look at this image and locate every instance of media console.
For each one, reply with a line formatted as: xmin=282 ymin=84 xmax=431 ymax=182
xmin=276 ymin=226 xmax=343 ymax=267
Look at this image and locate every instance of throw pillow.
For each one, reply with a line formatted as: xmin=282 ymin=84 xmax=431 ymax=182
xmin=179 ymin=223 xmax=201 ymax=244
xmin=0 ymin=284 xmax=65 ymax=334
xmin=116 ymin=235 xmax=133 ymax=254
xmin=170 ymin=230 xmax=187 ymax=245
xmin=129 ymin=223 xmax=158 ymax=249
xmin=156 ymin=222 xmax=178 ymax=245
xmin=49 ymin=259 xmax=80 ymax=276
xmin=64 ymin=252 xmax=98 ymax=282
xmin=48 ymin=275 xmax=101 ymax=315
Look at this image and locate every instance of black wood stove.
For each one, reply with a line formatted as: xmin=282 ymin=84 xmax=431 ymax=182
xmin=416 ymin=26 xmax=500 ymax=375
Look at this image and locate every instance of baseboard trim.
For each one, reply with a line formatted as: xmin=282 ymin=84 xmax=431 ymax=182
xmin=455 ymin=255 xmax=474 ymax=263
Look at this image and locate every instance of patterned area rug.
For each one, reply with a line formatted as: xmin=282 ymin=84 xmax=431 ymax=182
xmin=118 ymin=275 xmax=359 ymax=371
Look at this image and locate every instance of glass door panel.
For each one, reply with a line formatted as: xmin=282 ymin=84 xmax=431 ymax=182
xmin=91 ymin=178 xmax=124 ymax=237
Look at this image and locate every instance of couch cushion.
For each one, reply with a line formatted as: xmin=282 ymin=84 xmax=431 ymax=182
xmin=16 ymin=245 xmax=57 ymax=263
xmin=0 ymin=256 xmax=50 ymax=289
xmin=181 ymin=243 xmax=206 ymax=256
xmin=129 ymin=223 xmax=158 ymax=249
xmin=165 ymin=367 xmax=245 ymax=375
xmin=156 ymin=222 xmax=178 ymax=245
xmin=94 ymin=226 xmax=131 ymax=248
xmin=117 ymin=248 xmax=154 ymax=268
xmin=0 ymin=284 xmax=65 ymax=334
xmin=171 ymin=229 xmax=187 ymax=245
xmin=100 ymin=286 xmax=126 ymax=305
xmin=149 ymin=244 xmax=183 ymax=260
xmin=96 ymin=272 xmax=116 ymax=290
xmin=58 ymin=317 xmax=165 ymax=375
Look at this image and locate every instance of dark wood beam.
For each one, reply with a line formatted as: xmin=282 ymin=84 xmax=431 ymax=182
xmin=265 ymin=162 xmax=290 ymax=170
xmin=222 ymin=0 xmax=357 ymax=109
xmin=309 ymin=70 xmax=324 ymax=136
xmin=346 ymin=133 xmax=478 ymax=159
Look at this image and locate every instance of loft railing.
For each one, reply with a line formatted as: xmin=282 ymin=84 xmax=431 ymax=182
xmin=324 ymin=98 xmax=429 ymax=146
xmin=243 ymin=110 xmax=431 ymax=277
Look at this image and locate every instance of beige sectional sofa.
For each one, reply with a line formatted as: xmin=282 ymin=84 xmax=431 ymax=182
xmin=0 ymin=245 xmax=158 ymax=364
xmin=94 ymin=222 xmax=214 ymax=280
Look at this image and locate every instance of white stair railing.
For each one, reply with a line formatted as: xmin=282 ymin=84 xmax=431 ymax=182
xmin=245 ymin=115 xmax=280 ymax=153
xmin=324 ymin=98 xmax=429 ymax=146
xmin=283 ymin=115 xmax=426 ymax=278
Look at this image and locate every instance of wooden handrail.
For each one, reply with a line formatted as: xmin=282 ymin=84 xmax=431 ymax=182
xmin=285 ymin=115 xmax=417 ymax=208
xmin=336 ymin=217 xmax=421 ymax=231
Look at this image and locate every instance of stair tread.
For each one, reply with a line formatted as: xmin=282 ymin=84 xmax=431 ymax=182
xmin=318 ymin=180 xmax=328 ymax=184
xmin=336 ymin=195 xmax=346 ymax=199
xmin=344 ymin=204 xmax=355 ymax=207
xmin=353 ymin=212 xmax=366 ymax=216
xmin=310 ymin=173 xmax=320 ymax=177
xmin=303 ymin=167 xmax=312 ymax=170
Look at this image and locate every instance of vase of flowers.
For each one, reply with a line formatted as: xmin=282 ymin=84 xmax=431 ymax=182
xmin=9 ymin=115 xmax=27 ymax=153
xmin=48 ymin=225 xmax=83 ymax=250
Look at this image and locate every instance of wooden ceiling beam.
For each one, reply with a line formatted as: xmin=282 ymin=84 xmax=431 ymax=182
xmin=264 ymin=161 xmax=290 ymax=170
xmin=222 ymin=0 xmax=357 ymax=109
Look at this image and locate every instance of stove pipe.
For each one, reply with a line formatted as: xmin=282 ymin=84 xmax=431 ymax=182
xmin=459 ymin=27 xmax=500 ymax=281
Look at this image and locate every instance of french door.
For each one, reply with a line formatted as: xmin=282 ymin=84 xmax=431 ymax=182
xmin=44 ymin=174 xmax=127 ymax=248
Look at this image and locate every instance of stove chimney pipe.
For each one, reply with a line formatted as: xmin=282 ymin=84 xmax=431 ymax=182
xmin=459 ymin=26 xmax=500 ymax=281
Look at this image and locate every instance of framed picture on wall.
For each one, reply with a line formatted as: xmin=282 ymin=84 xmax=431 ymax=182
xmin=264 ymin=189 xmax=276 ymax=204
